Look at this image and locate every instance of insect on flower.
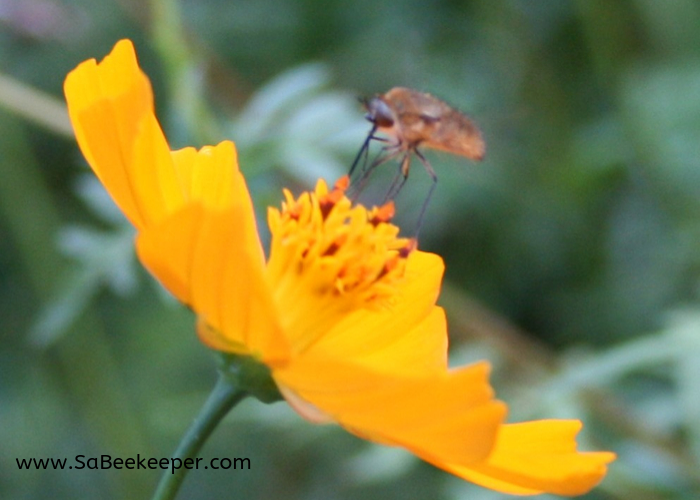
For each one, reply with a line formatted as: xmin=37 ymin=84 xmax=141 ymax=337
xmin=349 ymin=87 xmax=486 ymax=232
xmin=64 ymin=41 xmax=616 ymax=497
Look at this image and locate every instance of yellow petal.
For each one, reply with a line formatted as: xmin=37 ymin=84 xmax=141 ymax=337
xmin=129 ymin=114 xmax=185 ymax=224
xmin=309 ymin=307 xmax=447 ymax=377
xmin=274 ymin=358 xmax=507 ymax=465
xmin=136 ymin=204 xmax=290 ymax=364
xmin=171 ymin=141 xmax=250 ymax=211
xmin=443 ymin=420 xmax=616 ymax=496
xmin=354 ymin=307 xmax=448 ymax=375
xmin=135 ymin=205 xmax=200 ymax=304
xmin=64 ymin=39 xmax=170 ymax=230
xmin=311 ymin=251 xmax=447 ymax=374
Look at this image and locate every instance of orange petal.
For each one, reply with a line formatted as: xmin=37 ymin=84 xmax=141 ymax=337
xmin=311 ymin=251 xmax=446 ymax=372
xmin=136 ymin=205 xmax=290 ymax=364
xmin=274 ymin=357 xmax=506 ymax=465
xmin=64 ymin=39 xmax=170 ymax=230
xmin=443 ymin=420 xmax=616 ymax=496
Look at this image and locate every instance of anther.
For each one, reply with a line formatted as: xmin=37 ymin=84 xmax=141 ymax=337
xmin=398 ymin=238 xmax=417 ymax=258
xmin=318 ymin=177 xmax=350 ymax=219
xmin=369 ymin=201 xmax=395 ymax=226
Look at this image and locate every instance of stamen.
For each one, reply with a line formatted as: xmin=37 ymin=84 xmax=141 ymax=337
xmin=369 ymin=201 xmax=396 ymax=226
xmin=323 ymin=234 xmax=347 ymax=256
xmin=375 ymin=255 xmax=400 ymax=282
xmin=399 ymin=238 xmax=418 ymax=258
xmin=319 ymin=176 xmax=351 ymax=219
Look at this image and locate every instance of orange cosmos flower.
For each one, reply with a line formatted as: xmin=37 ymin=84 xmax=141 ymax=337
xmin=64 ymin=39 xmax=615 ymax=496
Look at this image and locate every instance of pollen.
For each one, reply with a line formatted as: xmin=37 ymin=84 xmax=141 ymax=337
xmin=266 ymin=177 xmax=414 ymax=351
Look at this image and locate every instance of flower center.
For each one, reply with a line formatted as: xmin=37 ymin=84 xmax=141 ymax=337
xmin=266 ymin=177 xmax=415 ymax=353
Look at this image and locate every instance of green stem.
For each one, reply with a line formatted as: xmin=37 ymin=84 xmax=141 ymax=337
xmin=150 ymin=375 xmax=248 ymax=500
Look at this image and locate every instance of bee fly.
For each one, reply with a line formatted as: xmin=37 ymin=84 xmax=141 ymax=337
xmin=349 ymin=87 xmax=485 ymax=233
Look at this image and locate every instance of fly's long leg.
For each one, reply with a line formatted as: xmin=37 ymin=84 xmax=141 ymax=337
xmin=380 ymin=149 xmax=435 ymax=238
xmin=383 ymin=153 xmax=411 ymax=203
xmin=413 ymin=148 xmax=437 ymax=237
xmin=349 ymin=144 xmax=402 ymax=200
xmin=348 ymin=125 xmax=378 ymax=179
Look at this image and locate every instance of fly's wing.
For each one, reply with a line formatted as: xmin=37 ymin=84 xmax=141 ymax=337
xmin=423 ymin=107 xmax=485 ymax=161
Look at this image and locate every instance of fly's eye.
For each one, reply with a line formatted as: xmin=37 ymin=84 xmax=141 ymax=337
xmin=366 ymin=97 xmax=395 ymax=128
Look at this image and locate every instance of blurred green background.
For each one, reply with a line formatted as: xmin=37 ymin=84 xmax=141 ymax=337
xmin=2 ymin=0 xmax=700 ymax=499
